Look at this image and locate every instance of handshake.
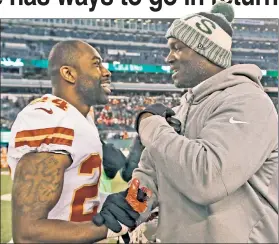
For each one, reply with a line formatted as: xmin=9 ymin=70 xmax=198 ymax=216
xmin=93 ymin=179 xmax=152 ymax=242
xmin=96 ymin=104 xmax=180 ymax=242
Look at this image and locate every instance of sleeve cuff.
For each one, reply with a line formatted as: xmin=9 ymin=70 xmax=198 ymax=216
xmin=139 ymin=115 xmax=172 ymax=147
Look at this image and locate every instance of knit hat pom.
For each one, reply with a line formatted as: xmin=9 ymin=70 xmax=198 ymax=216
xmin=211 ymin=1 xmax=235 ymax=23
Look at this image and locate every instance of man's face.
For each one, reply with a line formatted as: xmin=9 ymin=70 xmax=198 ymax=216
xmin=166 ymin=38 xmax=209 ymax=88
xmin=75 ymin=44 xmax=111 ymax=106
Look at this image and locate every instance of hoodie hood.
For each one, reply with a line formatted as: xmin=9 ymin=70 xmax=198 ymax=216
xmin=182 ymin=64 xmax=263 ymax=105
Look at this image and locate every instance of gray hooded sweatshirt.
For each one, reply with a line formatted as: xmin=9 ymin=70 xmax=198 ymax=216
xmin=133 ymin=64 xmax=278 ymax=243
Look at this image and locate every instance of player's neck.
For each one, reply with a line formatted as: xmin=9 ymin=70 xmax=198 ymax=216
xmin=68 ymin=99 xmax=90 ymax=117
xmin=52 ymin=91 xmax=90 ymax=117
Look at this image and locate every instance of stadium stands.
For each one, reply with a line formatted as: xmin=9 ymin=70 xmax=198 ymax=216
xmin=1 ymin=18 xmax=278 ymax=68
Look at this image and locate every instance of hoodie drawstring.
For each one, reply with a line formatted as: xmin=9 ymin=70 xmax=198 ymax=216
xmin=182 ymin=95 xmax=195 ymax=135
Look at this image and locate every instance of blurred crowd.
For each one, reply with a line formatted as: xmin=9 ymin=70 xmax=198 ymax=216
xmin=1 ymin=94 xmax=181 ymax=132
xmin=95 ymin=94 xmax=180 ymax=134
xmin=1 ymin=95 xmax=34 ymax=130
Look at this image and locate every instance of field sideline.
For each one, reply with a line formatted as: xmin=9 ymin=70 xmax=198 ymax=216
xmin=0 ymin=169 xmax=128 ymax=244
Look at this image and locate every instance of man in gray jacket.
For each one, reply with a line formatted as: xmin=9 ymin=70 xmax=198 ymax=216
xmin=132 ymin=2 xmax=278 ymax=243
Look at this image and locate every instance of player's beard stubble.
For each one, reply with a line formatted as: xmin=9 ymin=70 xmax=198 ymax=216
xmin=173 ymin=59 xmax=210 ymax=89
xmin=75 ymin=74 xmax=108 ymax=106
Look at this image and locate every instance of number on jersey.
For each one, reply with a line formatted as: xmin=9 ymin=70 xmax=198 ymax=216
xmin=30 ymin=97 xmax=69 ymax=111
xmin=69 ymin=154 xmax=102 ymax=222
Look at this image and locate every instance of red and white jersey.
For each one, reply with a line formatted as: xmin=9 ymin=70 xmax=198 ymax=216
xmin=8 ymin=94 xmax=103 ymax=222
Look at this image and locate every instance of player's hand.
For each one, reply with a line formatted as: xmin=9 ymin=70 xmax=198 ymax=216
xmin=101 ymin=140 xmax=127 ymax=179
xmin=92 ymin=179 xmax=151 ymax=233
xmin=135 ymin=103 xmax=181 ymax=134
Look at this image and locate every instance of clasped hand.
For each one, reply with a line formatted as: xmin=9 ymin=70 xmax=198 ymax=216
xmin=93 ymin=179 xmax=151 ymax=233
xmin=135 ymin=103 xmax=181 ymax=134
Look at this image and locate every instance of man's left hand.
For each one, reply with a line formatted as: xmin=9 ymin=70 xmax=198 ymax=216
xmin=101 ymin=140 xmax=127 ymax=179
xmin=135 ymin=103 xmax=181 ymax=134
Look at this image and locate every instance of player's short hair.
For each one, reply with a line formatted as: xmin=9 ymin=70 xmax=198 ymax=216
xmin=48 ymin=40 xmax=83 ymax=80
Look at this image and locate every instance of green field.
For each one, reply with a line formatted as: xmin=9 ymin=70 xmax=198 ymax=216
xmin=1 ymin=170 xmax=13 ymax=244
xmin=0 ymin=169 xmax=127 ymax=243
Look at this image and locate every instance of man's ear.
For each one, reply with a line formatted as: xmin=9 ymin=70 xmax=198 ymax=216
xmin=60 ymin=66 xmax=77 ymax=84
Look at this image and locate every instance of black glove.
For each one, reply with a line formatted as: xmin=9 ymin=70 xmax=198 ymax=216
xmin=166 ymin=116 xmax=181 ymax=134
xmin=135 ymin=103 xmax=181 ymax=134
xmin=92 ymin=188 xmax=147 ymax=233
xmin=101 ymin=140 xmax=127 ymax=179
xmin=120 ymin=136 xmax=145 ymax=182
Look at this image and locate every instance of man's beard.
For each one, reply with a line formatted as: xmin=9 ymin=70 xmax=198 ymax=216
xmin=177 ymin=61 xmax=209 ymax=88
xmin=76 ymin=77 xmax=99 ymax=106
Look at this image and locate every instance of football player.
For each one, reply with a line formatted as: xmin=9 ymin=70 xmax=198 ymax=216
xmin=8 ymin=40 xmax=144 ymax=243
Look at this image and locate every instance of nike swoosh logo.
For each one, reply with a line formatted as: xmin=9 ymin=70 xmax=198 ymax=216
xmin=35 ymin=108 xmax=53 ymax=114
xmin=229 ymin=117 xmax=248 ymax=124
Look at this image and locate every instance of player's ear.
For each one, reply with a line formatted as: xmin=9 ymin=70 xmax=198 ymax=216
xmin=60 ymin=66 xmax=77 ymax=84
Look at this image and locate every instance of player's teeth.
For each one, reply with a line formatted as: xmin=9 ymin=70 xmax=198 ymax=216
xmin=101 ymin=83 xmax=111 ymax=94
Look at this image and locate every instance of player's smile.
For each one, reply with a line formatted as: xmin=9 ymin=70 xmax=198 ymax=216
xmin=100 ymin=79 xmax=112 ymax=95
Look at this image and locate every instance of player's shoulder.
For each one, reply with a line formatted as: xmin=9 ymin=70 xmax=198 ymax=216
xmin=8 ymin=95 xmax=76 ymax=158
xmin=13 ymin=94 xmax=75 ymax=133
xmin=11 ymin=94 xmax=75 ymax=149
xmin=19 ymin=94 xmax=71 ymax=121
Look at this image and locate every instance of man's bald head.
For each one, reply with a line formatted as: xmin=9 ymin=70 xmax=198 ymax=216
xmin=48 ymin=40 xmax=90 ymax=82
xmin=48 ymin=40 xmax=111 ymax=108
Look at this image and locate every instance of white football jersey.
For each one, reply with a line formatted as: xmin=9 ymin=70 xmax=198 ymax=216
xmin=8 ymin=94 xmax=103 ymax=222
